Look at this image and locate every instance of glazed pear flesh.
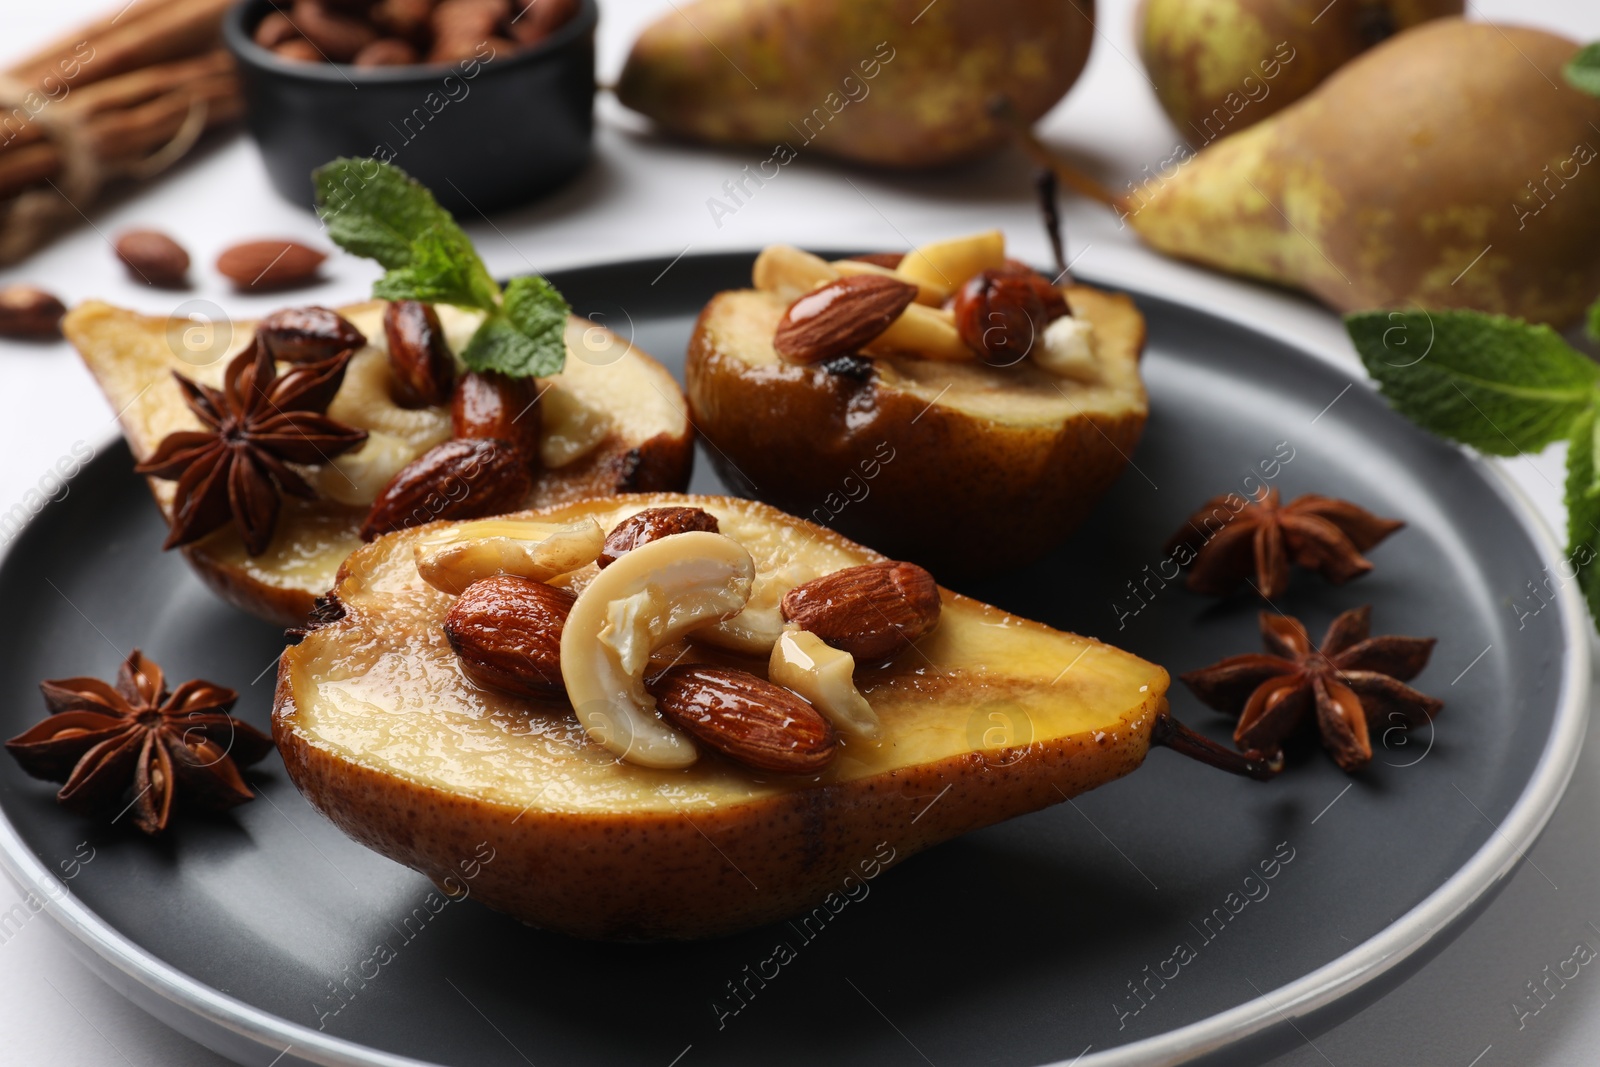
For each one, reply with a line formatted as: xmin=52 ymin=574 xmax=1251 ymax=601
xmin=276 ymin=494 xmax=1169 ymax=939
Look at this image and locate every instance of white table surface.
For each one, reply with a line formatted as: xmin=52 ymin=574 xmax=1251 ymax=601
xmin=3 ymin=0 xmax=1599 ymax=1063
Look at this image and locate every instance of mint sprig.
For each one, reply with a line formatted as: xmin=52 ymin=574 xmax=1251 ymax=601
xmin=1347 ymin=300 xmax=1600 ymax=629
xmin=1565 ymin=42 xmax=1600 ymax=97
xmin=313 ymin=158 xmax=569 ymax=379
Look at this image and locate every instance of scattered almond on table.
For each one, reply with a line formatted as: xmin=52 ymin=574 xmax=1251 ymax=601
xmin=215 ymin=240 xmax=328 ymax=291
xmin=114 ymin=229 xmax=191 ymax=288
xmin=0 ymin=284 xmax=66 ymax=340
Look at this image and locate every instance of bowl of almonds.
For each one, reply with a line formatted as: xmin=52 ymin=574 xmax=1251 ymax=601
xmin=224 ymin=0 xmax=595 ymax=213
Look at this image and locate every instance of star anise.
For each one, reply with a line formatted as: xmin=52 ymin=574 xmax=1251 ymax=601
xmin=5 ymin=651 xmax=274 ymax=834
xmin=135 ymin=341 xmax=368 ymax=555
xmin=1166 ymin=487 xmax=1403 ymax=599
xmin=1181 ymin=606 xmax=1441 ymax=773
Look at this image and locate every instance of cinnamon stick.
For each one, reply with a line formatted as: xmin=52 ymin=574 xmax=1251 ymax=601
xmin=7 ymin=0 xmax=234 ymax=95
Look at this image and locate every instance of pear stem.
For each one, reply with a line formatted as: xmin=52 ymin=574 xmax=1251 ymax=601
xmin=1150 ymin=713 xmax=1282 ymax=781
xmin=988 ymin=93 xmax=1118 ymax=208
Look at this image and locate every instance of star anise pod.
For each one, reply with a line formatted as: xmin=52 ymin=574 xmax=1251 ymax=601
xmin=5 ymin=651 xmax=275 ymax=834
xmin=1166 ymin=487 xmax=1403 ymax=599
xmin=135 ymin=341 xmax=368 ymax=555
xmin=1181 ymin=606 xmax=1441 ymax=773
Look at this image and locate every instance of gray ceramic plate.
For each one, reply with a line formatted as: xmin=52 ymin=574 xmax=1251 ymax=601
xmin=0 ymin=253 xmax=1588 ymax=1067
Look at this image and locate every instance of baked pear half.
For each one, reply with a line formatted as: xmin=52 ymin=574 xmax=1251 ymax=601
xmin=274 ymin=493 xmax=1271 ymax=941
xmin=686 ymin=236 xmax=1149 ymax=574
xmin=66 ymin=300 xmax=692 ymax=627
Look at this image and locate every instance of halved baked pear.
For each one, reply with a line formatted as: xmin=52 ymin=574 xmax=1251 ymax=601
xmin=687 ymin=263 xmax=1149 ymax=574
xmin=273 ymin=492 xmax=1171 ymax=940
xmin=65 ymin=301 xmax=693 ymax=626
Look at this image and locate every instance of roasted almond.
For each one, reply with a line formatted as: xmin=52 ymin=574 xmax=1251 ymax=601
xmin=598 ymin=507 xmax=720 ymax=568
xmin=452 ymin=370 xmax=541 ymax=461
xmin=781 ymin=561 xmax=941 ymax=660
xmin=254 ymin=11 xmax=299 ymax=47
xmin=291 ymin=0 xmax=378 ymax=61
xmin=952 ymin=267 xmax=1068 ymax=366
xmin=773 ymin=274 xmax=917 ymax=364
xmin=354 ymin=38 xmax=420 ymax=65
xmin=372 ymin=0 xmax=436 ymax=39
xmin=386 ymin=301 xmax=457 ymax=407
xmin=648 ymin=665 xmax=836 ymax=774
xmin=0 ymin=285 xmax=66 ymax=340
xmin=114 ymin=229 xmax=190 ymax=287
xmin=431 ymin=0 xmax=509 ymax=40
xmin=360 ymin=437 xmax=533 ymax=540
xmin=273 ymin=38 xmax=323 ymax=62
xmin=445 ymin=575 xmax=574 ymax=698
xmin=216 ymin=240 xmax=327 ymax=291
xmin=509 ymin=0 xmax=578 ymax=44
xmin=257 ymin=306 xmax=366 ymax=363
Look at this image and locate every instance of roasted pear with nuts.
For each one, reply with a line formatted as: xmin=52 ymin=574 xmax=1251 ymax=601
xmin=274 ymin=493 xmax=1274 ymax=941
xmin=686 ymin=235 xmax=1149 ymax=574
xmin=65 ymin=300 xmax=693 ymax=627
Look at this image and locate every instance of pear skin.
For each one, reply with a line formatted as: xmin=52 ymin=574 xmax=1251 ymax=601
xmin=274 ymin=493 xmax=1174 ymax=940
xmin=1124 ymin=19 xmax=1600 ymax=326
xmin=617 ymin=0 xmax=1094 ymax=168
xmin=1136 ymin=0 xmax=1462 ymax=139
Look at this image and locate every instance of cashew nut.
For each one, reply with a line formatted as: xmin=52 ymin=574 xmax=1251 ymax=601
xmin=560 ymin=531 xmax=755 ymax=768
xmin=769 ymin=629 xmax=881 ymax=740
xmin=691 ymin=559 xmax=818 ymax=656
xmin=413 ymin=518 xmax=604 ymax=595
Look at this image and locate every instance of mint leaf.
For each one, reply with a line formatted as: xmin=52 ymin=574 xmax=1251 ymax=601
xmin=462 ymin=278 xmax=570 ymax=377
xmin=1347 ymin=309 xmax=1598 ymax=456
xmin=1565 ymin=42 xmax=1600 ymax=97
xmin=1564 ymin=407 xmax=1600 ymax=622
xmin=370 ymin=224 xmax=498 ymax=311
xmin=313 ymin=157 xmax=567 ymax=379
xmin=1588 ymin=296 xmax=1600 ymax=344
xmin=314 ymin=158 xmax=456 ymax=269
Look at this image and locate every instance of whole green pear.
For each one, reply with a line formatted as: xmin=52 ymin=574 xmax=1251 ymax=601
xmin=1136 ymin=0 xmax=1462 ymax=140
xmin=1124 ymin=19 xmax=1600 ymax=327
xmin=616 ymin=0 xmax=1094 ymax=168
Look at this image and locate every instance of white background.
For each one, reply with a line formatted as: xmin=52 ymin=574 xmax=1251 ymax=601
xmin=3 ymin=0 xmax=1600 ymax=1063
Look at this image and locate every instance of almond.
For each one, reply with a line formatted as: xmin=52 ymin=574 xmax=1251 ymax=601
xmin=597 ymin=507 xmax=720 ymax=569
xmin=254 ymin=11 xmax=299 ymax=48
xmin=648 ymin=665 xmax=836 ymax=774
xmin=452 ymin=371 xmax=541 ymax=461
xmin=509 ymin=0 xmax=578 ymax=45
xmin=385 ymin=301 xmax=457 ymax=407
xmin=291 ymin=0 xmax=378 ymax=61
xmin=781 ymin=561 xmax=941 ymax=660
xmin=360 ymin=438 xmax=533 ymax=540
xmin=431 ymin=0 xmax=509 ymax=40
xmin=847 ymin=252 xmax=906 ymax=270
xmin=773 ymin=274 xmax=918 ymax=364
xmin=445 ymin=576 xmax=574 ymax=697
xmin=114 ymin=230 xmax=190 ymax=287
xmin=273 ymin=39 xmax=323 ymax=62
xmin=372 ymin=0 xmax=436 ymax=40
xmin=216 ymin=240 xmax=327 ymax=291
xmin=257 ymin=306 xmax=366 ymax=363
xmin=354 ymin=38 xmax=420 ymax=66
xmin=0 ymin=285 xmax=66 ymax=339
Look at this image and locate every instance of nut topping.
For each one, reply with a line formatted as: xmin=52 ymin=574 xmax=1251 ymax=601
xmin=452 ymin=370 xmax=542 ymax=463
xmin=781 ymin=561 xmax=941 ymax=660
xmin=257 ymin=306 xmax=366 ymax=363
xmin=359 ymin=438 xmax=532 ymax=540
xmin=769 ymin=629 xmax=881 ymax=739
xmin=774 ymin=274 xmax=918 ymax=364
xmin=415 ymin=517 xmax=603 ymax=595
xmin=598 ymin=506 xmax=720 ymax=568
xmin=385 ymin=300 xmax=456 ymax=407
xmin=648 ymin=665 xmax=837 ymax=774
xmin=445 ymin=576 xmax=575 ymax=698
xmin=216 ymin=240 xmax=327 ymax=291
xmin=951 ymin=268 xmax=1068 ymax=366
xmin=560 ymin=531 xmax=755 ymax=768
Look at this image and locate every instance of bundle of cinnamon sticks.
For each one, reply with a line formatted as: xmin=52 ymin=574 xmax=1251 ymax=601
xmin=0 ymin=0 xmax=243 ymax=263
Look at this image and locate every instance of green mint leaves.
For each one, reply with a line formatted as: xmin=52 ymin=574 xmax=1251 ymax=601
xmin=313 ymin=158 xmax=569 ymax=379
xmin=1347 ymin=301 xmax=1600 ymax=627
xmin=1565 ymin=42 xmax=1600 ymax=97
xmin=1347 ymin=310 xmax=1598 ymax=456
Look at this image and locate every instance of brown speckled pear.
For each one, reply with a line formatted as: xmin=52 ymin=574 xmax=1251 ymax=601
xmin=685 ymin=284 xmax=1148 ymax=575
xmin=273 ymin=494 xmax=1190 ymax=940
xmin=1123 ymin=19 xmax=1600 ymax=327
xmin=1135 ymin=0 xmax=1461 ymax=138
xmin=617 ymin=0 xmax=1095 ymax=168
xmin=64 ymin=301 xmax=693 ymax=627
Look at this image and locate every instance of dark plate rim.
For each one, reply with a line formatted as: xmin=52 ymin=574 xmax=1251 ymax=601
xmin=0 ymin=256 xmax=1588 ymax=1067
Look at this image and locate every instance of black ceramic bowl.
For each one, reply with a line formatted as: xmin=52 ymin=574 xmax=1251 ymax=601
xmin=223 ymin=0 xmax=596 ymax=214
